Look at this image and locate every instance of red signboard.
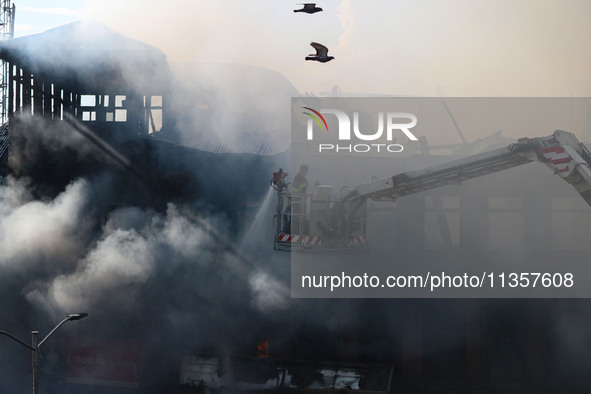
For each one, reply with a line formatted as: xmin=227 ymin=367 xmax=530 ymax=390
xmin=64 ymin=338 xmax=142 ymax=388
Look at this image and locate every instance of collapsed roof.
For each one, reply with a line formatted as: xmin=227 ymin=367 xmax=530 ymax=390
xmin=0 ymin=20 xmax=171 ymax=95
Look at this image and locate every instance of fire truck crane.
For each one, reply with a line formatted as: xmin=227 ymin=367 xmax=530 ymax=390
xmin=273 ymin=130 xmax=591 ymax=251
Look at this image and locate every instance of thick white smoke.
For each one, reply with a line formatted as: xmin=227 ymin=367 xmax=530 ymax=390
xmin=24 ymin=202 xmax=224 ymax=318
xmin=249 ymin=270 xmax=290 ymax=312
xmin=0 ymin=177 xmax=90 ymax=270
xmin=19 ymin=192 xmax=286 ymax=322
xmin=27 ymin=226 xmax=156 ymax=316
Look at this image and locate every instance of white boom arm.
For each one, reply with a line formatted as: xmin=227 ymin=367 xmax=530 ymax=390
xmin=342 ymin=130 xmax=591 ymax=207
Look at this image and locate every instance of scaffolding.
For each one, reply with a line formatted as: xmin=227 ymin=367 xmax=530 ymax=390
xmin=0 ymin=0 xmax=14 ymax=124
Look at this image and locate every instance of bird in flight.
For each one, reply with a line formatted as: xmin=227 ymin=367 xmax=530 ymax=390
xmin=305 ymin=42 xmax=334 ymax=63
xmin=294 ymin=3 xmax=323 ymax=14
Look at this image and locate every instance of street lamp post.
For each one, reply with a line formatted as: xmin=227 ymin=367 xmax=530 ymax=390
xmin=1 ymin=312 xmax=88 ymax=394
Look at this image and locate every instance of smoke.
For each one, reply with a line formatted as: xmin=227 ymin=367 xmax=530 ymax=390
xmin=0 ymin=104 xmax=292 ymax=391
xmin=249 ymin=270 xmax=290 ymax=312
xmin=80 ymin=0 xmax=591 ymax=96
xmin=5 ymin=122 xmax=279 ymax=318
xmin=28 ymin=223 xmax=156 ymax=316
xmin=3 ymin=11 xmax=591 ymax=392
xmin=0 ymin=177 xmax=90 ymax=271
xmin=167 ymin=62 xmax=297 ymax=153
xmin=83 ymin=0 xmax=344 ymax=94
xmin=24 ymin=202 xmax=229 ymax=320
xmin=4 ymin=110 xmax=591 ymax=390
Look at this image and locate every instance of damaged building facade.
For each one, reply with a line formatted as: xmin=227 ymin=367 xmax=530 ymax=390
xmin=0 ymin=20 xmax=169 ymax=137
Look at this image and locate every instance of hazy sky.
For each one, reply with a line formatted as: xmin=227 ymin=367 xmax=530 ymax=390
xmin=12 ymin=0 xmax=591 ymax=96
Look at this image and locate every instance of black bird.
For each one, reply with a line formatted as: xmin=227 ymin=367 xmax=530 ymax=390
xmin=294 ymin=3 xmax=323 ymax=14
xmin=305 ymin=42 xmax=334 ymax=63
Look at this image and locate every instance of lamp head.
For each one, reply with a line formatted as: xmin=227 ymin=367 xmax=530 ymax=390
xmin=67 ymin=313 xmax=88 ymax=321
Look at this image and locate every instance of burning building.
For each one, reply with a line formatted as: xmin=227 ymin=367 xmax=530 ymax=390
xmin=0 ymin=19 xmax=289 ymax=393
xmin=0 ymin=20 xmax=171 ymax=135
xmin=0 ymin=18 xmax=591 ymax=394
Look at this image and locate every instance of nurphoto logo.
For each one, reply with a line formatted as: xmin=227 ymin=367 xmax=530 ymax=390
xmin=302 ymin=107 xmax=419 ymax=153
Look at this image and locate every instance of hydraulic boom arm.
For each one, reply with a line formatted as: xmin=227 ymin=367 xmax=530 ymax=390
xmin=343 ymin=130 xmax=591 ymax=207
